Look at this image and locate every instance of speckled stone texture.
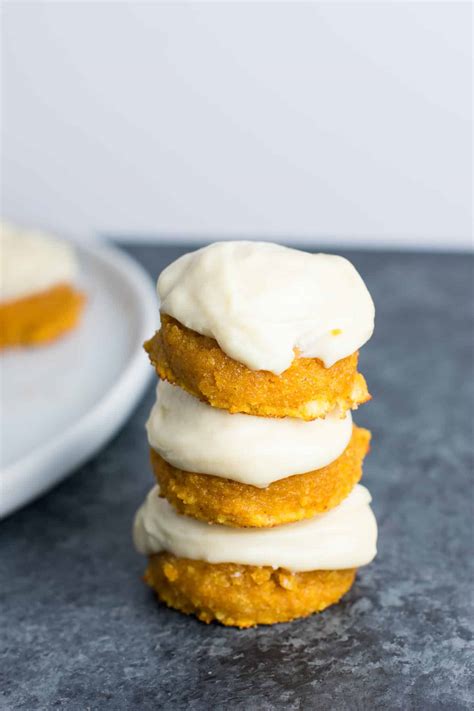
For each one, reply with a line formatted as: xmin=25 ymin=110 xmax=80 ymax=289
xmin=1 ymin=245 xmax=473 ymax=711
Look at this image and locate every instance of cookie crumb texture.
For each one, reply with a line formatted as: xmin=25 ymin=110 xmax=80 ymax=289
xmin=151 ymin=426 xmax=371 ymax=528
xmin=0 ymin=284 xmax=85 ymax=348
xmin=145 ymin=553 xmax=356 ymax=628
xmin=145 ymin=315 xmax=370 ymax=420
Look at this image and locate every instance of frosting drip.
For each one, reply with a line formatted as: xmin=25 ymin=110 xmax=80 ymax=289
xmin=133 ymin=484 xmax=378 ymax=571
xmin=147 ymin=381 xmax=353 ymax=487
xmin=158 ymin=241 xmax=374 ymax=374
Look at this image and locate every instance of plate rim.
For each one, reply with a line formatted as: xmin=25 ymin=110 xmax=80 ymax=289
xmin=1 ymin=239 xmax=158 ymax=518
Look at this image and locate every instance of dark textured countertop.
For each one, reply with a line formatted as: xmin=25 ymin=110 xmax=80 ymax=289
xmin=2 ymin=244 xmax=473 ymax=711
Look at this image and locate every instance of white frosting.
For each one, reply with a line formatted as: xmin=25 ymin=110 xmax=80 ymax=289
xmin=133 ymin=484 xmax=377 ymax=571
xmin=147 ymin=381 xmax=353 ymax=487
xmin=0 ymin=222 xmax=78 ymax=302
xmin=158 ymin=241 xmax=375 ymax=374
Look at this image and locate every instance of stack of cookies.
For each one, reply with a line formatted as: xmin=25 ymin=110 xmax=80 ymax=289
xmin=134 ymin=241 xmax=377 ymax=628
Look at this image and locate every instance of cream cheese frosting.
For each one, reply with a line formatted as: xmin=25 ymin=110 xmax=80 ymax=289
xmin=147 ymin=381 xmax=353 ymax=487
xmin=158 ymin=241 xmax=375 ymax=374
xmin=133 ymin=484 xmax=377 ymax=571
xmin=0 ymin=221 xmax=79 ymax=302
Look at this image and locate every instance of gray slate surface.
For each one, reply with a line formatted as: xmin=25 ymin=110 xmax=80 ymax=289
xmin=1 ymin=244 xmax=473 ymax=711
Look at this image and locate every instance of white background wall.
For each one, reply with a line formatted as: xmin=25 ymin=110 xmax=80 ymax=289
xmin=2 ymin=1 xmax=472 ymax=250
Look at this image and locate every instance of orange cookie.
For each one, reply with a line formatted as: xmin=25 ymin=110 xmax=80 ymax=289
xmin=151 ymin=425 xmax=371 ymax=528
xmin=145 ymin=553 xmax=356 ymax=628
xmin=0 ymin=284 xmax=85 ymax=348
xmin=145 ymin=315 xmax=370 ymax=420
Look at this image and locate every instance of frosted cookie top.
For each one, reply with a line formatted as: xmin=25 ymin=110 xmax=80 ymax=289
xmin=0 ymin=222 xmax=78 ymax=302
xmin=158 ymin=241 xmax=375 ymax=374
xmin=133 ymin=484 xmax=378 ymax=571
xmin=147 ymin=381 xmax=353 ymax=487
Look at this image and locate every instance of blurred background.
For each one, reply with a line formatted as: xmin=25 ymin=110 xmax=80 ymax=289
xmin=2 ymin=0 xmax=472 ymax=251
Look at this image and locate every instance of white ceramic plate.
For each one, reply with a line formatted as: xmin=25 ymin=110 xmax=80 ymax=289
xmin=0 ymin=240 xmax=158 ymax=518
